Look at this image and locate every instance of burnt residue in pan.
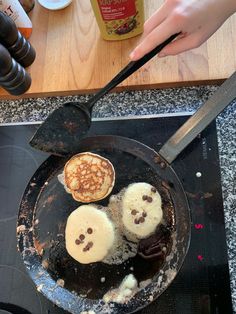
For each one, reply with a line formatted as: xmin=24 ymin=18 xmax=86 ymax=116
xmin=138 ymin=224 xmax=172 ymax=260
xmin=33 ymin=149 xmax=176 ymax=299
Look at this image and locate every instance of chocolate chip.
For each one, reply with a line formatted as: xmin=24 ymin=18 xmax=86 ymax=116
xmin=87 ymin=228 xmax=93 ymax=234
xmin=75 ymin=239 xmax=81 ymax=245
xmin=79 ymin=234 xmax=85 ymax=241
xmin=142 ymin=195 xmax=148 ymax=201
xmin=142 ymin=212 xmax=147 ymax=218
xmin=151 ymin=187 xmax=157 ymax=193
xmin=88 ymin=241 xmax=93 ymax=248
xmin=131 ymin=209 xmax=138 ymax=215
xmin=139 ymin=217 xmax=145 ymax=223
xmin=134 ymin=218 xmax=140 ymax=224
xmin=147 ymin=196 xmax=153 ymax=203
xmin=83 ymin=241 xmax=93 ymax=252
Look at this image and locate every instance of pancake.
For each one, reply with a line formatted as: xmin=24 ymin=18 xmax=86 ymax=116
xmin=65 ymin=205 xmax=115 ymax=264
xmin=64 ymin=152 xmax=115 ymax=203
xmin=122 ymin=182 xmax=163 ymax=239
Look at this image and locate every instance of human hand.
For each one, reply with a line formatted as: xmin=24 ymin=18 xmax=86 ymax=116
xmin=130 ymin=0 xmax=236 ymax=60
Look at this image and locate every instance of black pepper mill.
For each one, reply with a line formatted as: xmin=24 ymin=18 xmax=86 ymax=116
xmin=0 ymin=12 xmax=36 ymax=68
xmin=0 ymin=43 xmax=31 ymax=95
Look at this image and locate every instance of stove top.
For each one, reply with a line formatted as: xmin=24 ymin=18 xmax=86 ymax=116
xmin=0 ymin=114 xmax=232 ymax=314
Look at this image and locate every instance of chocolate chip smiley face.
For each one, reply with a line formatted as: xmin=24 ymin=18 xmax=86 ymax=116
xmin=65 ymin=205 xmax=115 ymax=264
xmin=122 ymin=183 xmax=163 ymax=239
xmin=75 ymin=228 xmax=94 ymax=252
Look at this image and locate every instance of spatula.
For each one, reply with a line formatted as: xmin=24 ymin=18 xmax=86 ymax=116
xmin=29 ymin=33 xmax=180 ymax=156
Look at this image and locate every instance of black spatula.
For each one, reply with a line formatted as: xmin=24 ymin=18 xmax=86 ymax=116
xmin=29 ymin=34 xmax=180 ymax=156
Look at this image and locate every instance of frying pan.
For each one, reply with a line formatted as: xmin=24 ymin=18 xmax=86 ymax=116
xmin=17 ymin=136 xmax=189 ymax=314
xmin=17 ymin=72 xmax=236 ymax=314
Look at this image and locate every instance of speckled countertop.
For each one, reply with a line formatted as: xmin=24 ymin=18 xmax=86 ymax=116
xmin=0 ymin=86 xmax=235 ymax=312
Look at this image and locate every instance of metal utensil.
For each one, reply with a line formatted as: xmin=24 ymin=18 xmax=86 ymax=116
xmin=29 ymin=34 xmax=180 ymax=156
xmin=159 ymin=71 xmax=236 ymax=163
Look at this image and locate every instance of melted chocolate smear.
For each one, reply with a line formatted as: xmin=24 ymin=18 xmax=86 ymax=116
xmin=138 ymin=224 xmax=172 ymax=260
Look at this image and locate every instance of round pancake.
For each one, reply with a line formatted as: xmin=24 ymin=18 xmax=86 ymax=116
xmin=64 ymin=152 xmax=115 ymax=203
xmin=65 ymin=205 xmax=115 ymax=264
xmin=122 ymin=182 xmax=163 ymax=239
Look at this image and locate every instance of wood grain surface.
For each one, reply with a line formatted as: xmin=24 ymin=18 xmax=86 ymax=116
xmin=0 ymin=0 xmax=236 ymax=99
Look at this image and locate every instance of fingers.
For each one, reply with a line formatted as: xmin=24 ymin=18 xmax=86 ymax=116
xmin=158 ymin=33 xmax=202 ymax=57
xmin=129 ymin=1 xmax=170 ymax=61
xmin=129 ymin=0 xmax=227 ymax=60
xmin=143 ymin=2 xmax=169 ymax=36
xmin=130 ymin=17 xmax=177 ymax=61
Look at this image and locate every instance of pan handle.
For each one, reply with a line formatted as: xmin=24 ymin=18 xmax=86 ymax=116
xmin=159 ymin=71 xmax=236 ymax=164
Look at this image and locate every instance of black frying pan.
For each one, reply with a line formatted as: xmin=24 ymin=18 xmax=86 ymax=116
xmin=17 ymin=135 xmax=190 ymax=314
xmin=17 ymin=72 xmax=236 ymax=314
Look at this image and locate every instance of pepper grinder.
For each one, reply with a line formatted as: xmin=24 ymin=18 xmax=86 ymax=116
xmin=19 ymin=0 xmax=35 ymax=13
xmin=0 ymin=43 xmax=31 ymax=95
xmin=0 ymin=12 xmax=36 ymax=68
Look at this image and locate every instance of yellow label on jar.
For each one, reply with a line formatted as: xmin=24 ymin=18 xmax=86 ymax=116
xmin=91 ymin=0 xmax=144 ymax=40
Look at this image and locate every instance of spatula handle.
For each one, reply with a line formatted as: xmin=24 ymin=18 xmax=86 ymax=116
xmin=159 ymin=71 xmax=236 ymax=164
xmin=88 ymin=33 xmax=180 ymax=109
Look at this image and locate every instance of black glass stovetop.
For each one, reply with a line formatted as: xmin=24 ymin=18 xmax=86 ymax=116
xmin=0 ymin=114 xmax=233 ymax=314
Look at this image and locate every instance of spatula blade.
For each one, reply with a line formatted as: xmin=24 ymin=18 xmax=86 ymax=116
xmin=29 ymin=104 xmax=91 ymax=156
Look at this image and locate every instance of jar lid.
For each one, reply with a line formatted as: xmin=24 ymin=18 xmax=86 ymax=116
xmin=38 ymin=0 xmax=72 ymax=10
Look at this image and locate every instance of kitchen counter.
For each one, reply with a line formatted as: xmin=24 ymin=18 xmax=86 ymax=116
xmin=0 ymin=86 xmax=235 ymax=312
xmin=0 ymin=1 xmax=236 ymax=98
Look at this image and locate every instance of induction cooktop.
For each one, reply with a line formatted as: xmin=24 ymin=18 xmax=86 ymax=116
xmin=0 ymin=114 xmax=232 ymax=314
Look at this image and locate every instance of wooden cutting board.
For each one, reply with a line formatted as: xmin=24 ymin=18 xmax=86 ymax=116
xmin=0 ymin=0 xmax=236 ymax=99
